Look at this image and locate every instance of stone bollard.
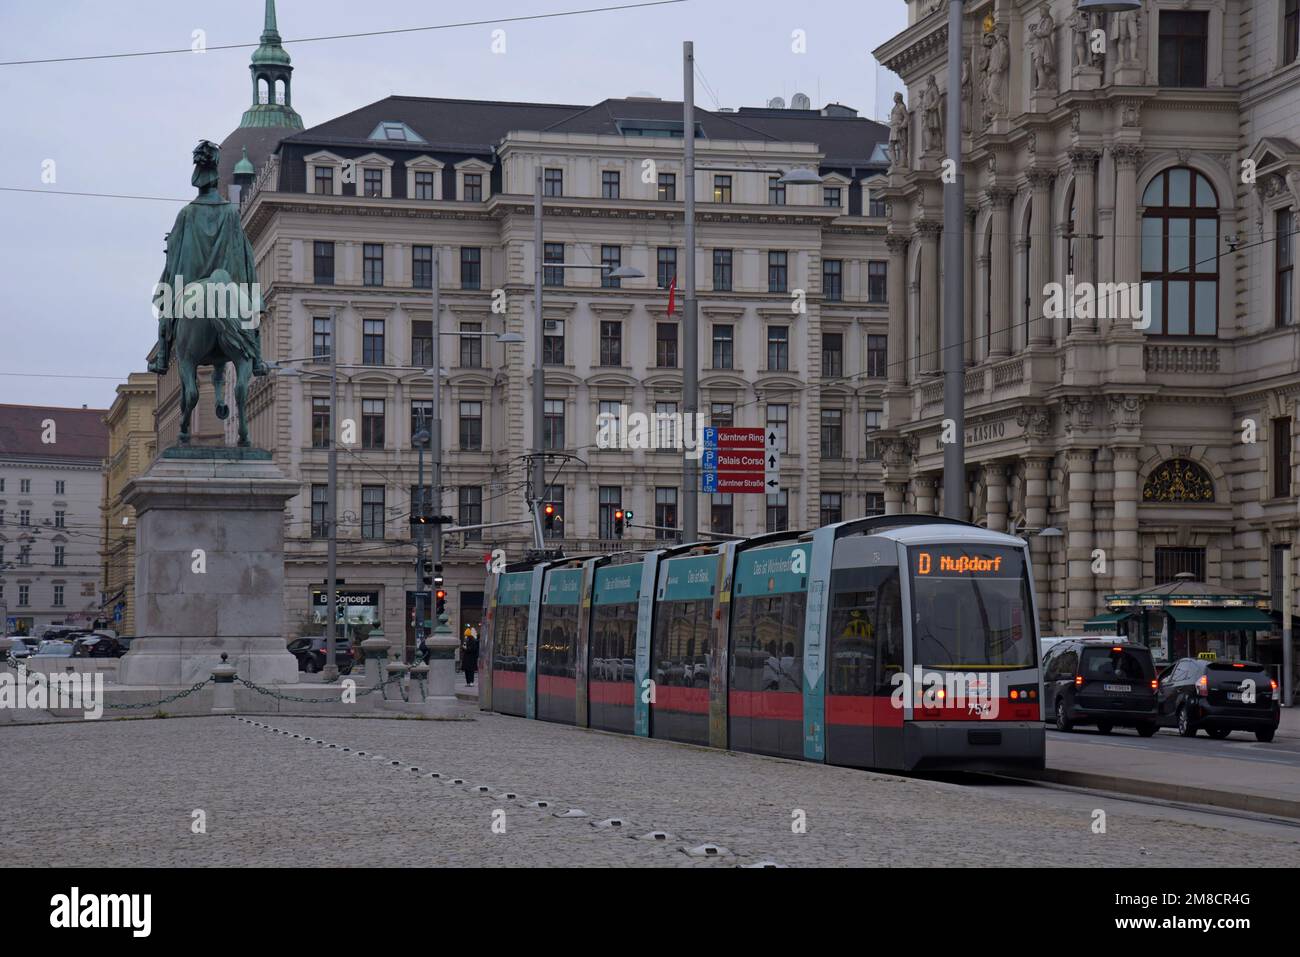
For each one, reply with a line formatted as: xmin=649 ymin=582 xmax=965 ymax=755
xmin=360 ymin=630 xmax=391 ymax=688
xmin=384 ymin=660 xmax=409 ymax=701
xmin=211 ymin=653 xmax=238 ymax=714
xmin=409 ymin=661 xmax=429 ymax=701
xmin=423 ymin=612 xmax=459 ymax=717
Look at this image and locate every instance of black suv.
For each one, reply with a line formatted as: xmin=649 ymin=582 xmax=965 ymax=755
xmin=288 ymin=637 xmax=355 ymax=675
xmin=1042 ymin=639 xmax=1159 ymax=736
xmin=1156 ymin=658 xmax=1280 ymax=742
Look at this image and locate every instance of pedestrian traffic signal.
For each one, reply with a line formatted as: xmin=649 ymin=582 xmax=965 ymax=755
xmin=421 ymin=559 xmax=433 ymax=586
xmin=435 ymin=588 xmax=447 ymax=617
xmin=543 ymin=502 xmax=556 ymax=531
xmin=613 ymin=509 xmax=625 ymax=538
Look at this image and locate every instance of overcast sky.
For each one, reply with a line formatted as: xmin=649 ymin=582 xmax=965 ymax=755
xmin=0 ymin=0 xmax=907 ymax=411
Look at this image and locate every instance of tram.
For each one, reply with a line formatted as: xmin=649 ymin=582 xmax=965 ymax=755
xmin=481 ymin=515 xmax=1045 ymax=772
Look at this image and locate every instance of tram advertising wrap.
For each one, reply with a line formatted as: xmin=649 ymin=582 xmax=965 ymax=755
xmin=483 ymin=517 xmax=1046 ymax=773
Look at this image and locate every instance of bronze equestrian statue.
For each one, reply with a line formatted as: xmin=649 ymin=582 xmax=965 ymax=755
xmin=149 ymin=140 xmax=269 ymax=446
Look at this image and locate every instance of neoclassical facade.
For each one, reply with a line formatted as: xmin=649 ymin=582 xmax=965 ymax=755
xmin=874 ymin=0 xmax=1300 ymax=656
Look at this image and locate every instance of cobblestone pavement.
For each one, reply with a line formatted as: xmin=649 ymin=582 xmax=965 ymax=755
xmin=2 ymin=712 xmax=1298 ymax=867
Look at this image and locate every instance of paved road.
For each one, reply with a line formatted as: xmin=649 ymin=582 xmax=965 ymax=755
xmin=2 ymin=713 xmax=1298 ymax=867
xmin=1048 ymin=726 xmax=1300 ymax=769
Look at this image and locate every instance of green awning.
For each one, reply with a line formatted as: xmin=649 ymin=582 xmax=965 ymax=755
xmin=1165 ymin=607 xmax=1275 ymax=632
xmin=1084 ymin=612 xmax=1131 ymax=632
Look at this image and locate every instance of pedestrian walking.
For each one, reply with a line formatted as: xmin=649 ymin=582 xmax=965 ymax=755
xmin=462 ymin=626 xmax=480 ymax=686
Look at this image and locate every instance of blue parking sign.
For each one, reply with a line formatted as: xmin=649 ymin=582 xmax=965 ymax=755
xmin=702 ymin=449 xmax=717 ymax=469
xmin=703 ymin=427 xmax=717 ymax=449
xmin=701 ymin=470 xmax=717 ymax=493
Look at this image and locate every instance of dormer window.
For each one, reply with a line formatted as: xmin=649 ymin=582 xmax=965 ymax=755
xmin=369 ymin=121 xmax=426 ymax=143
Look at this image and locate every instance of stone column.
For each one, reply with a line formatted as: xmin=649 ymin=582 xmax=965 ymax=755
xmin=1024 ymin=457 xmax=1052 ymax=618
xmin=988 ymin=190 xmax=1013 ymax=357
xmin=884 ymin=481 xmax=907 ymax=515
xmin=1068 ymin=150 xmax=1100 ymax=307
xmin=913 ymin=475 xmax=936 ymax=516
xmin=916 ymin=223 xmax=941 ymax=373
xmin=1065 ymin=448 xmax=1096 ymax=629
xmin=1027 ymin=169 xmax=1055 ymax=345
xmin=964 ymin=208 xmax=977 ymax=365
xmin=975 ymin=252 xmax=990 ymax=362
xmin=984 ymin=462 xmax=1007 ymax=532
xmin=886 ymin=235 xmax=909 ymax=386
xmin=1111 ymin=145 xmax=1144 ymax=291
xmin=1112 ymin=445 xmax=1141 ymax=591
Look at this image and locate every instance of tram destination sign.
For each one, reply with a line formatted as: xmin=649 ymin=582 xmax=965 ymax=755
xmin=701 ymin=427 xmax=780 ymax=494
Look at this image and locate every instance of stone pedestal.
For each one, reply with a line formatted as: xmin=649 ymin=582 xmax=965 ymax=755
xmin=115 ymin=449 xmax=302 ymax=687
xmin=1071 ymin=66 xmax=1102 ymax=91
xmin=1113 ymin=63 xmax=1144 ymax=86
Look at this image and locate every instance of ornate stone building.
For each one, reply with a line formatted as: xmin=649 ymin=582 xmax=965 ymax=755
xmin=874 ymin=0 xmax=1300 ymax=665
xmin=100 ymin=373 xmax=157 ymax=636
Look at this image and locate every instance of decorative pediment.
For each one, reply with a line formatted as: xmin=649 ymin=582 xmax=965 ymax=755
xmin=1142 ymin=458 xmax=1215 ymax=503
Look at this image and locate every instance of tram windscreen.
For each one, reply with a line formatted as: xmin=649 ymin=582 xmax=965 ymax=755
xmin=908 ymin=545 xmax=1036 ymax=670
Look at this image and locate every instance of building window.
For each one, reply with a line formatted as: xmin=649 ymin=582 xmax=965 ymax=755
xmin=411 ymin=320 xmax=433 ymax=368
xmin=413 ymin=170 xmax=435 ymax=200
xmin=768 ymin=251 xmax=788 ymax=293
xmin=711 ymin=494 xmax=734 ymax=535
xmin=864 ymin=410 xmax=882 ymax=460
xmin=1154 ymin=546 xmax=1206 ymax=584
xmin=1275 ymin=417 xmax=1293 ymax=498
xmin=461 ymin=247 xmax=482 ymax=290
xmin=460 ymin=322 xmax=482 ymax=368
xmin=1141 ymin=168 xmax=1219 ymax=336
xmin=363 ymin=243 xmax=384 ymax=286
xmin=601 ymin=170 xmax=621 ymax=199
xmin=657 ymin=247 xmax=677 ymax=290
xmin=821 ymin=409 xmax=843 ymax=460
xmin=313 ymin=317 xmax=331 ymax=359
xmin=362 ymin=319 xmax=385 ymax=365
xmin=868 ymin=192 xmax=887 ymax=217
xmin=363 ymin=168 xmax=383 ymax=197
xmin=768 ymin=176 xmax=786 ymax=206
xmin=599 ymin=321 xmax=623 ymax=366
xmin=314 ymin=166 xmax=334 ymax=195
xmin=311 ymin=484 xmax=328 ymax=538
xmin=544 ymin=399 xmax=565 ymax=450
xmin=463 ymin=173 xmax=483 ymax=202
xmin=867 ymin=334 xmax=888 ymax=378
xmin=411 ymin=400 xmax=433 ymax=441
xmin=658 ymin=172 xmax=676 ymax=201
xmin=543 ymin=319 xmax=565 ymax=365
xmin=823 ymin=259 xmax=842 ymax=302
xmin=712 ymin=325 xmax=734 ymax=369
xmin=713 ymin=174 xmax=732 ymax=203
xmin=544 ymin=168 xmax=564 ymax=196
xmin=655 ymin=487 xmax=678 ymax=540
xmin=19 ymin=509 xmax=30 ymax=526
xmin=823 ymin=187 xmax=842 ymax=209
xmin=601 ymin=245 xmax=622 ymax=289
xmin=17 ymin=585 xmax=28 ymax=607
xmin=543 ymin=484 xmax=565 ymax=540
xmin=55 ymin=480 xmax=65 ymax=495
xmin=867 ymin=261 xmax=888 ymax=303
xmin=1158 ymin=11 xmax=1209 ymax=87
xmin=1278 ymin=209 xmax=1294 ymax=328
xmin=766 ymin=404 xmax=789 ymax=454
xmin=1287 ymin=0 xmax=1300 ymax=64
xmin=19 ymin=544 xmax=30 ymax=565
xmin=598 ymin=486 xmax=622 ymax=540
xmin=20 ymin=479 xmax=29 ymax=494
xmin=766 ymin=490 xmax=789 ymax=533
xmin=654 ymin=401 xmax=678 ymax=449
xmin=543 ymin=242 xmax=565 ymax=287
xmin=311 ymin=397 xmax=331 ymax=448
xmin=313 ymin=241 xmax=334 ymax=284
xmin=412 ymin=245 xmax=434 ymax=289
xmin=865 ymin=492 xmax=885 ymax=516
xmin=656 ymin=323 xmax=678 ymax=368
xmin=361 ymin=399 xmax=385 ymax=449
xmin=459 ymin=401 xmax=483 ymax=451
xmin=767 ymin=326 xmax=789 ymax=371
xmin=361 ymin=486 xmax=385 ymax=540
xmin=820 ymin=492 xmax=842 ymax=526
xmin=822 ymin=332 xmax=843 ymax=378
xmin=1142 ymin=458 xmax=1215 ymax=502
xmin=713 ymin=249 xmax=733 ymax=291
xmin=53 ymin=584 xmax=64 ymax=607
xmin=711 ymin=403 xmax=734 ymax=428
xmin=458 ymin=487 xmax=482 ymax=542
xmin=54 ymin=545 xmax=65 ymax=567
xmin=54 ymin=510 xmax=65 ymax=528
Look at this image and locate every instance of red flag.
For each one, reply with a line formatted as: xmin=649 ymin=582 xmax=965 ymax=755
xmin=667 ymin=274 xmax=677 ymax=316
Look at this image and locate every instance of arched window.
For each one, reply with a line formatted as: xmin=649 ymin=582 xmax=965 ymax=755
xmin=1142 ymin=458 xmax=1215 ymax=503
xmin=1021 ymin=204 xmax=1032 ymax=345
xmin=1141 ymin=167 xmax=1220 ymax=336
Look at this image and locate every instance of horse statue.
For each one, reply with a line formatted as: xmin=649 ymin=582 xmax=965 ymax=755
xmin=148 ymin=140 xmax=269 ymax=446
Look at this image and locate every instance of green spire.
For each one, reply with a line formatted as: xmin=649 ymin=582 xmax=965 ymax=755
xmin=240 ymin=0 xmax=303 ymax=129
xmin=233 ymin=146 xmax=256 ymax=176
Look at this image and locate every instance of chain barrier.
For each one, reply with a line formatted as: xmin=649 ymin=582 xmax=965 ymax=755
xmin=234 ymin=672 xmax=405 ymax=704
xmin=103 ymin=678 xmax=214 ymax=710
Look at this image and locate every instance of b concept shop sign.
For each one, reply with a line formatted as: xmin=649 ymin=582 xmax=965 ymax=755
xmin=311 ymin=589 xmax=380 ymax=624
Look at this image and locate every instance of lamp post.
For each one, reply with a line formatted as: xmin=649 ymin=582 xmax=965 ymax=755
xmin=942 ymin=0 xmax=966 ymax=521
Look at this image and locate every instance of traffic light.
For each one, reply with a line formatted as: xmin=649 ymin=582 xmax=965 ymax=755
xmin=543 ymin=502 xmax=556 ymax=531
xmin=420 ymin=560 xmax=433 ymax=586
xmin=613 ymin=509 xmax=625 ymax=538
xmin=435 ymin=588 xmax=447 ymax=617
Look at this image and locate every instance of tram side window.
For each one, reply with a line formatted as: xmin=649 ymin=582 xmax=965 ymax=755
xmin=653 ymin=600 xmax=711 ymax=687
xmin=731 ymin=592 xmax=807 ymax=692
xmin=538 ymin=605 xmax=577 ymax=677
xmin=494 ymin=606 xmax=529 ymax=672
xmin=591 ymin=602 xmax=637 ymax=680
xmin=828 ymin=565 xmax=903 ymax=694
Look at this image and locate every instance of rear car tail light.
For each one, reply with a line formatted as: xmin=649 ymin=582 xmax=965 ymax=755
xmin=1074 ymin=675 xmax=1083 ymax=686
xmin=1271 ymin=679 xmax=1279 ymax=692
xmin=1197 ymin=674 xmax=1209 ymax=697
xmin=1150 ymin=679 xmax=1158 ymax=690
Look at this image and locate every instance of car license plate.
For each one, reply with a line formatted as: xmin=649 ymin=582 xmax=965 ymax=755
xmin=1103 ymin=684 xmax=1131 ymax=692
xmin=1227 ymin=692 xmax=1242 ymax=701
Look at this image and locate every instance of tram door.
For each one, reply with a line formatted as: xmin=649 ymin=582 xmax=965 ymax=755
xmin=824 ymin=538 xmax=906 ymax=769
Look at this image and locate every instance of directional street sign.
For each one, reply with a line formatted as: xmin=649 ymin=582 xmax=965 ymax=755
xmin=701 ymin=427 xmax=773 ymax=494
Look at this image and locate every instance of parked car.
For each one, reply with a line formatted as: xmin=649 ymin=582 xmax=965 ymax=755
xmin=72 ymin=635 xmax=127 ymax=658
xmin=31 ymin=639 xmax=77 ymax=658
xmin=287 ymin=637 xmax=354 ymax=675
xmin=1155 ymin=658 xmax=1280 ymax=742
xmin=3 ymin=637 xmax=31 ymax=659
xmin=1042 ymin=638 xmax=1159 ymax=736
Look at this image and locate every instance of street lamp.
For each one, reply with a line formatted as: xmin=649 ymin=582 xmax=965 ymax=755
xmin=1077 ymin=0 xmax=1141 ymax=11
xmin=776 ymin=167 xmax=825 ymax=185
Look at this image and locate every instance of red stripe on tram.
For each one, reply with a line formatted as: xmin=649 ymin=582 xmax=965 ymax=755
xmin=727 ymin=690 xmax=804 ymax=720
xmin=537 ymin=675 xmax=576 ymax=698
xmin=825 ymin=695 xmax=906 ymax=728
xmin=492 ymin=670 xmax=526 ymax=690
xmin=588 ymin=680 xmax=635 ymax=706
xmin=651 ymin=685 xmax=710 ymax=714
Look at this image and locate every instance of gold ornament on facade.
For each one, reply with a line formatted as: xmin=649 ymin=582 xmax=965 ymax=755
xmin=1142 ymin=459 xmax=1215 ymax=503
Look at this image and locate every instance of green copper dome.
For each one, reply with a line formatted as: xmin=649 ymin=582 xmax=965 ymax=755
xmin=233 ymin=146 xmax=256 ymax=176
xmin=251 ymin=0 xmax=291 ymax=66
xmin=239 ymin=0 xmax=303 ymax=129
